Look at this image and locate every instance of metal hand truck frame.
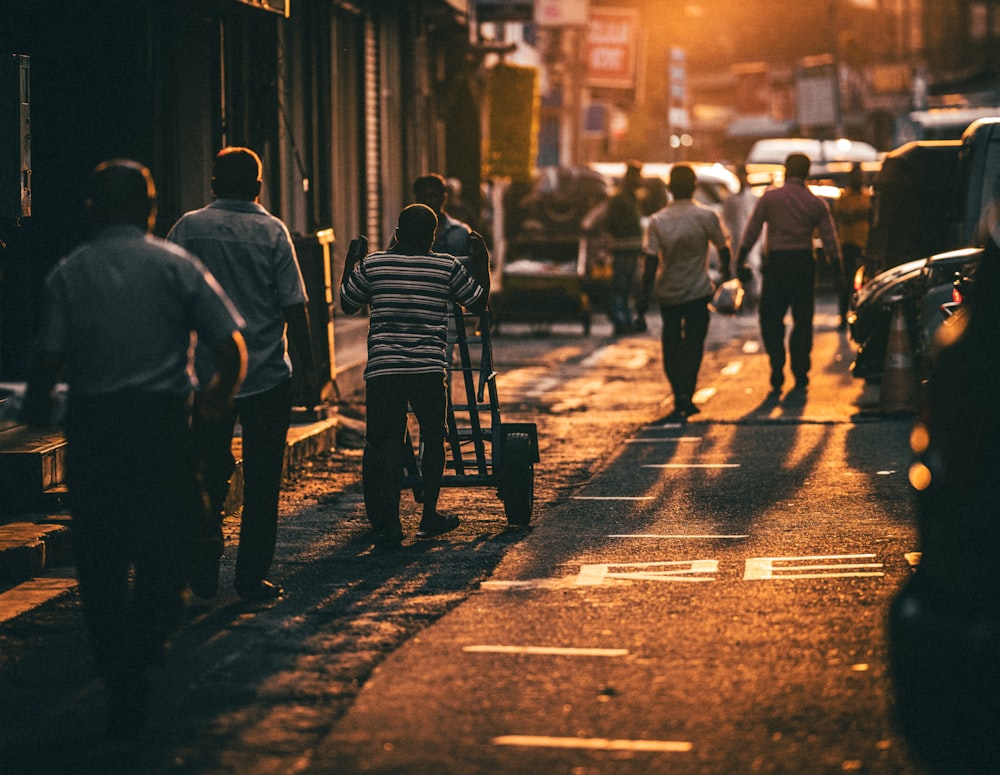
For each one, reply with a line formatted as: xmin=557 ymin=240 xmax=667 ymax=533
xmin=401 ymin=304 xmax=539 ymax=526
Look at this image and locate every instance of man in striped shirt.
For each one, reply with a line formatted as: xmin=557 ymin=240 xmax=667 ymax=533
xmin=340 ymin=204 xmax=487 ymax=549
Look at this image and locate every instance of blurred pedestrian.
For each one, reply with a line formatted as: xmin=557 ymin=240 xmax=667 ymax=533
xmin=21 ymin=159 xmax=246 ymax=740
xmin=606 ymin=161 xmax=645 ymax=334
xmin=735 ymin=153 xmax=841 ymax=397
xmin=168 ymin=146 xmax=320 ymax=603
xmin=414 ymin=173 xmax=474 ymax=255
xmin=832 ymin=163 xmax=871 ymax=330
xmin=640 ymin=164 xmax=732 ymax=420
xmin=722 ymin=164 xmax=761 ymax=305
xmin=340 ymin=204 xmax=487 ymax=550
xmin=413 ymin=172 xmax=491 ymax=294
xmin=445 ymin=177 xmax=479 ymax=233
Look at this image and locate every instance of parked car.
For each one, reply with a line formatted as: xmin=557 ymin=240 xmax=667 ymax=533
xmin=848 ymin=116 xmax=1000 ymax=381
xmin=847 ymin=247 xmax=983 ymax=381
xmin=744 ymin=137 xmax=881 ymax=189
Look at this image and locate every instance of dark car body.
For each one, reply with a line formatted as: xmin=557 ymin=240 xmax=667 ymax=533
xmin=848 ymin=247 xmax=982 ymax=380
xmin=849 ymin=117 xmax=1000 ymax=380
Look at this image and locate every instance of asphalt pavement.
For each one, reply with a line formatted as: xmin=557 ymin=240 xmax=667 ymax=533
xmin=0 ymin=293 xmax=926 ymax=773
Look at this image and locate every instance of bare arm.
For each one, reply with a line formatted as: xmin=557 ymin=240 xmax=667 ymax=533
xmin=284 ymin=303 xmax=321 ymax=407
xmin=197 ymin=332 xmax=247 ymax=421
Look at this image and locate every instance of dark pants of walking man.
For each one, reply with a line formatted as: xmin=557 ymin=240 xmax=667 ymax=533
xmin=191 ymin=378 xmax=293 ymax=592
xmin=66 ymin=393 xmax=198 ymax=726
xmin=362 ymin=373 xmax=447 ymax=543
xmin=660 ymin=295 xmax=711 ymax=408
xmin=759 ymin=250 xmax=816 ymax=390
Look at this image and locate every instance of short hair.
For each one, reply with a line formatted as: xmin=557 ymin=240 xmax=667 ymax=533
xmin=784 ymin=153 xmax=811 ymax=180
xmin=87 ymin=159 xmax=156 ymax=229
xmin=212 ymin=147 xmax=263 ymax=199
xmin=413 ymin=173 xmax=447 ymax=200
xmin=396 ymin=203 xmax=438 ymax=248
xmin=668 ymin=164 xmax=697 ymax=199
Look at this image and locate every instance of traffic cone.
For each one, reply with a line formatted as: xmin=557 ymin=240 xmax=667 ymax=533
xmin=880 ymin=304 xmax=919 ymax=413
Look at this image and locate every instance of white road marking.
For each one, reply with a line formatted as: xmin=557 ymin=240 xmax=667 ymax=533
xmin=721 ymin=361 xmax=743 ymax=375
xmin=493 ymin=735 xmax=693 ymax=753
xmin=742 ymin=340 xmax=761 ymax=354
xmin=642 ymin=463 xmax=740 ymax=469
xmin=463 ymin=645 xmax=629 ymax=657
xmin=607 ymin=534 xmax=749 ymax=539
xmin=743 ymin=554 xmax=884 ymax=580
xmin=577 ymin=560 xmax=719 ymax=585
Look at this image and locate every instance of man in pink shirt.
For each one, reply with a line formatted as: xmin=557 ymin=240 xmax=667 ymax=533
xmin=735 ymin=153 xmax=841 ymax=396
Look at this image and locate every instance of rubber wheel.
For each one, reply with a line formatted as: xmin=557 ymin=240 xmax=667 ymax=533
xmin=502 ymin=432 xmax=534 ymax=526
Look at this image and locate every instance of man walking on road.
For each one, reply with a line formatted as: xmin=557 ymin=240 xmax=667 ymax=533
xmin=340 ymin=204 xmax=487 ymax=550
xmin=21 ymin=159 xmax=246 ymax=739
xmin=735 ymin=153 xmax=841 ymax=396
xmin=606 ymin=161 xmax=646 ymax=334
xmin=168 ymin=147 xmax=320 ymax=603
xmin=640 ymin=164 xmax=732 ymax=420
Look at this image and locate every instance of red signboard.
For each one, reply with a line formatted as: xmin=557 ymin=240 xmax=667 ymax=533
xmin=585 ymin=7 xmax=639 ymax=90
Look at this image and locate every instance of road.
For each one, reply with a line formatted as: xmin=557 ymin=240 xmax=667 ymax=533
xmin=0 ymin=292 xmax=922 ymax=774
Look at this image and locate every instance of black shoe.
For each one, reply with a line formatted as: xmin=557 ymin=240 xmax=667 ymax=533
xmin=237 ymin=579 xmax=284 ymax=602
xmin=416 ymin=513 xmax=460 ymax=540
xmin=683 ymin=401 xmax=701 ymax=416
xmin=633 ymin=316 xmax=648 ymax=333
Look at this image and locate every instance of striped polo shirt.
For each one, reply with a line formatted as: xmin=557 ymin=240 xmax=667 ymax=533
xmin=340 ymin=249 xmax=485 ymax=379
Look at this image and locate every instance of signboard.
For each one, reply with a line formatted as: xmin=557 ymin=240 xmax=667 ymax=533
xmin=796 ymin=55 xmax=838 ymax=129
xmin=535 ymin=0 xmax=589 ymax=26
xmin=584 ymin=6 xmax=639 ymax=89
xmin=484 ymin=63 xmax=539 ymax=182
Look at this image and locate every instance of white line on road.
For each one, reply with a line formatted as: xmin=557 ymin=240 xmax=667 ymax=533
xmin=721 ymin=361 xmax=744 ymax=375
xmin=607 ymin=534 xmax=749 ymax=539
xmin=743 ymin=554 xmax=884 ymax=580
xmin=463 ymin=645 xmax=629 ymax=657
xmin=493 ymin=735 xmax=693 ymax=753
xmin=642 ymin=463 xmax=741 ymax=469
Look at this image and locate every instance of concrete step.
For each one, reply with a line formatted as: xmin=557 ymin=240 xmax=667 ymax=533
xmin=0 ymin=413 xmax=342 ymax=624
xmin=0 ymin=425 xmax=68 ymax=516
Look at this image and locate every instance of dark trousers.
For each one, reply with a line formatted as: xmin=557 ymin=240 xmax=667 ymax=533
xmin=838 ymin=243 xmax=864 ymax=319
xmin=759 ymin=250 xmax=816 ymax=387
xmin=660 ymin=295 xmax=712 ymax=403
xmin=610 ymin=251 xmax=638 ymax=330
xmin=192 ymin=379 xmax=292 ymax=590
xmin=363 ymin=373 xmax=447 ymax=537
xmin=65 ymin=393 xmax=196 ymax=692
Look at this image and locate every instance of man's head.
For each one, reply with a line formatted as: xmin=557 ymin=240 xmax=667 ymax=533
xmin=212 ymin=146 xmax=263 ymax=201
xmin=624 ymin=161 xmax=643 ymax=191
xmin=668 ymin=164 xmax=697 ymax=200
xmin=784 ymin=153 xmax=811 ymax=181
xmin=413 ymin=174 xmax=448 ymax=215
xmin=394 ymin=203 xmax=438 ymax=253
xmin=86 ymin=159 xmax=157 ymax=231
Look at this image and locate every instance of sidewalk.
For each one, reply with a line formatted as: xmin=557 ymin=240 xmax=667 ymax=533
xmin=0 ymin=311 xmax=371 ymax=624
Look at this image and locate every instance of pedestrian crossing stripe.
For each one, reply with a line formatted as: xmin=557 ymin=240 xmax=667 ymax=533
xmin=493 ymin=735 xmax=692 ymax=753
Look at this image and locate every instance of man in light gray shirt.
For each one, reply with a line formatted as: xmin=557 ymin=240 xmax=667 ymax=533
xmin=641 ymin=164 xmax=731 ymax=420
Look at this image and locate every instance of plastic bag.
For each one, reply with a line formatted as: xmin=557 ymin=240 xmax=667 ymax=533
xmin=710 ymin=278 xmax=744 ymax=315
